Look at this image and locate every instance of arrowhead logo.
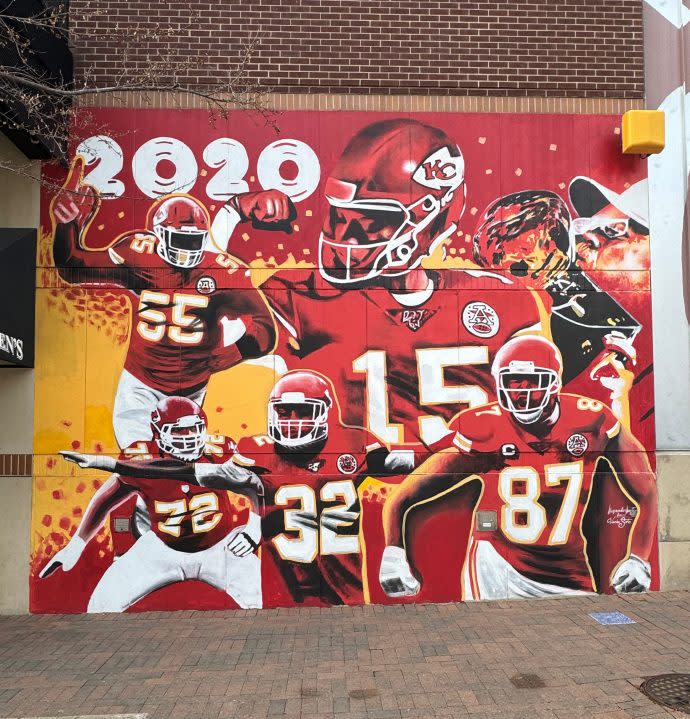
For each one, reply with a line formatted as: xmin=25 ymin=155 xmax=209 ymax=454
xmin=386 ymin=308 xmax=439 ymax=332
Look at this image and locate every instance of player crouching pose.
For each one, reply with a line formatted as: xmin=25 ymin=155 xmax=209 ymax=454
xmin=43 ymin=397 xmax=263 ymax=612
xmin=379 ymin=335 xmax=657 ymax=601
xmin=63 ymin=370 xmax=418 ymax=606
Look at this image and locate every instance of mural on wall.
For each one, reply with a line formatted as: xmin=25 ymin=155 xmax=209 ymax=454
xmin=32 ymin=110 xmax=657 ymax=612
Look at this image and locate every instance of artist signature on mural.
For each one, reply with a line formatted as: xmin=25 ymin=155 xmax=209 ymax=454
xmin=607 ymin=505 xmax=637 ymax=528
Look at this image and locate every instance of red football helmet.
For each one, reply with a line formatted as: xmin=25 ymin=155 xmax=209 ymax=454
xmin=151 ymin=396 xmax=208 ymax=460
xmin=473 ymin=191 xmax=574 ymax=289
xmin=492 ymin=336 xmax=563 ymax=425
xmin=319 ymin=119 xmax=466 ymax=285
xmin=148 ymin=195 xmax=210 ymax=268
xmin=268 ymin=370 xmax=334 ymax=448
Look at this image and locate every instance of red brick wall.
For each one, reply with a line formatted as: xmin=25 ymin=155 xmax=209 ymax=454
xmin=71 ymin=0 xmax=643 ymax=98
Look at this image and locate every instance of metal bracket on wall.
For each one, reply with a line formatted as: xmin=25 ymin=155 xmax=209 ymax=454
xmin=476 ymin=511 xmax=497 ymax=532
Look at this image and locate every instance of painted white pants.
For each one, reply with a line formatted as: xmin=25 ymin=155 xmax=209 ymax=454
xmin=88 ymin=527 xmax=262 ymax=612
xmin=461 ymin=538 xmax=593 ymax=601
xmin=112 ymin=369 xmax=207 ymax=449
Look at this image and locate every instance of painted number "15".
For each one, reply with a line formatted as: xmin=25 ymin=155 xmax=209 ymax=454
xmin=353 ymin=347 xmax=489 ymax=445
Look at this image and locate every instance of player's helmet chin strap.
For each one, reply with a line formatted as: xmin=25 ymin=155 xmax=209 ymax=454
xmin=497 ymin=363 xmax=561 ymax=425
xmin=154 ymin=414 xmax=207 ymax=460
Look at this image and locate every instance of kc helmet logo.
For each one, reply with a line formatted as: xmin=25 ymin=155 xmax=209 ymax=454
xmin=412 ymin=146 xmax=465 ymax=191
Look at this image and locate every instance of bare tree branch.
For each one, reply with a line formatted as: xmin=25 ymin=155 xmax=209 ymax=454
xmin=0 ymin=3 xmax=276 ymax=185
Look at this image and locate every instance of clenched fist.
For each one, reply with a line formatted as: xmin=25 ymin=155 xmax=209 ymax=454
xmin=50 ymin=155 xmax=99 ymax=233
xmin=232 ymin=190 xmax=296 ymax=229
xmin=379 ymin=546 xmax=421 ymax=598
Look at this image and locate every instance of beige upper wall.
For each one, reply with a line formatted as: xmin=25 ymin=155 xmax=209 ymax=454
xmin=0 ymin=369 xmax=34 ymax=454
xmin=0 ymin=132 xmax=40 ymax=229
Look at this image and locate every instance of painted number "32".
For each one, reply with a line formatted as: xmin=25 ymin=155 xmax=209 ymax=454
xmin=273 ymin=480 xmax=359 ymax=563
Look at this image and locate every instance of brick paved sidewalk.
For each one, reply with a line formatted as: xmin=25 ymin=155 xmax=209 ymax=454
xmin=1 ymin=592 xmax=689 ymax=719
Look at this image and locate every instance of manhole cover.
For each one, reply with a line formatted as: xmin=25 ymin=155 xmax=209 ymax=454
xmin=640 ymin=673 xmax=690 ymax=714
xmin=510 ymin=673 xmax=545 ymax=689
xmin=348 ymin=688 xmax=379 ymax=699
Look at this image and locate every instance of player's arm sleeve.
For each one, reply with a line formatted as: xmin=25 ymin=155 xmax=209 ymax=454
xmin=113 ymin=455 xmax=263 ymax=495
xmin=211 ymin=200 xmax=243 ymax=255
xmin=52 ymin=223 xmax=130 ymax=287
xmin=382 ymin=447 xmax=478 ymax=548
xmin=366 ymin=443 xmax=426 ymax=477
xmin=261 ymin=507 xmax=286 ymax=541
xmin=604 ymin=425 xmax=658 ymax=563
xmin=75 ymin=475 xmax=134 ymax=543
xmin=195 ymin=461 xmax=265 ymax=502
xmin=209 ymin=287 xmax=277 ymax=372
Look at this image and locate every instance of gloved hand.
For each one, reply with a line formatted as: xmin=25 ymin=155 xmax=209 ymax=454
xmin=39 ymin=535 xmax=87 ymax=578
xmin=611 ymin=554 xmax=651 ymax=593
xmin=379 ymin=545 xmax=421 ymax=597
xmin=226 ymin=512 xmax=261 ymax=557
xmin=60 ymin=450 xmax=116 ymax=471
xmin=230 ymin=190 xmax=296 ymax=229
xmin=589 ymin=332 xmax=636 ymax=421
xmin=50 ymin=156 xmax=99 ymax=232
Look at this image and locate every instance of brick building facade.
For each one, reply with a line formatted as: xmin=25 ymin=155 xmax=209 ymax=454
xmin=71 ymin=0 xmax=644 ymax=98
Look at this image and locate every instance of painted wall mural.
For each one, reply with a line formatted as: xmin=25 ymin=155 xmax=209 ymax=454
xmin=32 ymin=109 xmax=658 ymax=612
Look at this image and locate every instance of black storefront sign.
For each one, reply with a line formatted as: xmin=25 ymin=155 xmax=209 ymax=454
xmin=0 ymin=229 xmax=36 ymax=367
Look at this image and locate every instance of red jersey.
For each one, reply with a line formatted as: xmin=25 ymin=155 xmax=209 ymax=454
xmin=118 ymin=436 xmax=249 ymax=552
xmin=234 ymin=425 xmax=383 ymax=605
xmin=262 ymin=268 xmax=550 ymax=447
xmin=449 ymin=394 xmax=621 ymax=592
xmin=54 ymin=227 xmax=275 ymax=393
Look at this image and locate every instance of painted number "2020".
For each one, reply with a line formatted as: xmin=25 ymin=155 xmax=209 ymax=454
xmin=75 ymin=135 xmax=321 ymax=202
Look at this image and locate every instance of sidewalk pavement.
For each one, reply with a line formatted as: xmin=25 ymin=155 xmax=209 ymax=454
xmin=0 ymin=592 xmax=689 ymax=719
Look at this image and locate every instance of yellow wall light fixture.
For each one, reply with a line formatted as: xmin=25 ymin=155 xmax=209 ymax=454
xmin=622 ymin=110 xmax=665 ymax=155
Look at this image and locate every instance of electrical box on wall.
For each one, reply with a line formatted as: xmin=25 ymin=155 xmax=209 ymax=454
xmin=622 ymin=110 xmax=665 ymax=154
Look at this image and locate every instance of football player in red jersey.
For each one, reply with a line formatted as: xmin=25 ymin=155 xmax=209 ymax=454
xmin=64 ymin=370 xmax=418 ymax=606
xmin=50 ymin=156 xmax=285 ymax=449
xmin=378 ymin=335 xmax=657 ymax=600
xmin=43 ymin=397 xmax=263 ymax=612
xmin=217 ymin=119 xmax=551 ymax=449
xmin=232 ymin=370 xmax=417 ymax=606
xmin=472 ymin=189 xmax=641 ymax=426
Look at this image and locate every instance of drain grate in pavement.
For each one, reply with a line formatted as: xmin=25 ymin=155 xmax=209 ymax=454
xmin=640 ymin=673 xmax=690 ymax=714
xmin=348 ymin=688 xmax=379 ymax=699
xmin=510 ymin=673 xmax=546 ymax=689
